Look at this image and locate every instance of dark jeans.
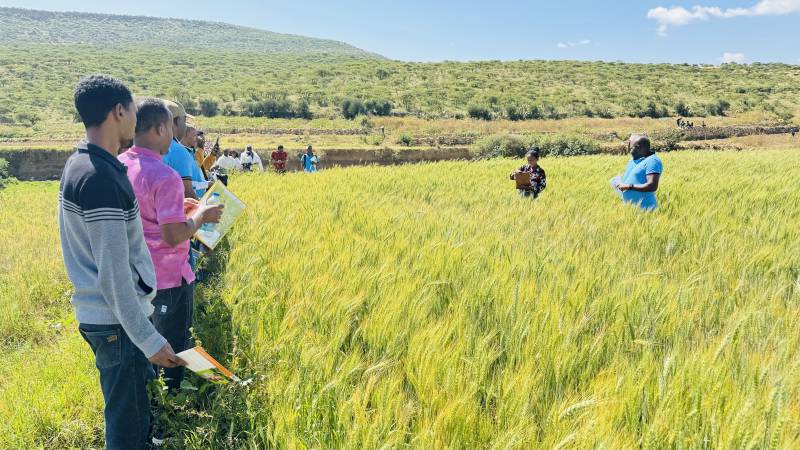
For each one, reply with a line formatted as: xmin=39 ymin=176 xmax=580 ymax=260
xmin=151 ymin=280 xmax=194 ymax=391
xmin=79 ymin=323 xmax=155 ymax=450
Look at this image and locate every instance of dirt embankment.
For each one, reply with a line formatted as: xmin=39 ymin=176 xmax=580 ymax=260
xmin=0 ymin=147 xmax=474 ymax=181
xmin=0 ymin=150 xmax=71 ymax=181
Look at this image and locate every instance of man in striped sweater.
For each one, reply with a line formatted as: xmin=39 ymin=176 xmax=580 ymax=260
xmin=58 ymin=75 xmax=185 ymax=450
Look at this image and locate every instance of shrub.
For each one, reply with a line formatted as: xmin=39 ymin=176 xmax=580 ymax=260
xmin=341 ymin=99 xmax=365 ymax=120
xmin=396 ymin=133 xmax=413 ymax=146
xmin=0 ymin=158 xmax=12 ymax=189
xmin=199 ymin=99 xmax=219 ymax=117
xmin=473 ymin=134 xmax=530 ymax=158
xmin=505 ymin=105 xmax=525 ymax=121
xmin=364 ymin=99 xmax=393 ymax=116
xmin=243 ymin=99 xmax=309 ymax=119
xmin=468 ymin=105 xmax=492 ymax=121
xmin=634 ymin=101 xmax=670 ymax=119
xmin=674 ymin=101 xmax=691 ymax=117
xmin=474 ymin=133 xmax=601 ymax=159
xmin=532 ymin=134 xmax=601 ymax=157
xmin=293 ymin=100 xmax=312 ymax=120
xmin=706 ymin=99 xmax=731 ymax=116
xmin=14 ymin=112 xmax=39 ymax=126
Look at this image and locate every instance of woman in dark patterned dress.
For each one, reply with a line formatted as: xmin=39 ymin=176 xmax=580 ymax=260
xmin=509 ymin=148 xmax=547 ymax=198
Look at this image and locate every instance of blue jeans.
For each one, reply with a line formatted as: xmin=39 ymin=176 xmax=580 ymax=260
xmin=79 ymin=323 xmax=155 ymax=450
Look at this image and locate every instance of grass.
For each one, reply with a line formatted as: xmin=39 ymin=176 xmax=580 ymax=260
xmin=1 ymin=149 xmax=799 ymax=448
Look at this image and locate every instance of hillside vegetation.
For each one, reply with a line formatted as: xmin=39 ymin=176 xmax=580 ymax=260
xmin=1 ymin=8 xmax=799 ymax=136
xmin=0 ymin=7 xmax=378 ymax=56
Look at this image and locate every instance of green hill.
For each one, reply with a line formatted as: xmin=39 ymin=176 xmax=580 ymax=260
xmin=0 ymin=7 xmax=798 ymax=136
xmin=0 ymin=7 xmax=381 ymax=57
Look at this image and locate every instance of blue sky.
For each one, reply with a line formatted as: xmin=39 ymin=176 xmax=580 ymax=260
xmin=1 ymin=0 xmax=798 ymax=64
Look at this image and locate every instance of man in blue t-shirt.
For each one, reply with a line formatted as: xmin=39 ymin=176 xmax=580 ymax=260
xmin=618 ymin=134 xmax=663 ymax=211
xmin=162 ymin=100 xmax=199 ymax=200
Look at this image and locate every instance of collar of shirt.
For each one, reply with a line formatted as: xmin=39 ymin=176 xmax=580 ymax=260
xmin=77 ymin=141 xmax=127 ymax=173
xmin=125 ymin=145 xmax=163 ymax=161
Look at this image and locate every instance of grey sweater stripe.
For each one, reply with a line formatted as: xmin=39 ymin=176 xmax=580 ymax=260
xmin=58 ymin=142 xmax=166 ymax=358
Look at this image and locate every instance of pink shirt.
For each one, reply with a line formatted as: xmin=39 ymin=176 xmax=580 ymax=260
xmin=118 ymin=146 xmax=195 ymax=289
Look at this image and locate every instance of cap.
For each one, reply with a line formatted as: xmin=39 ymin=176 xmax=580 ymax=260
xmin=163 ymin=100 xmax=195 ymax=121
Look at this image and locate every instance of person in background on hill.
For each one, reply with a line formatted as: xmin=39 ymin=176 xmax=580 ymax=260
xmin=180 ymin=125 xmax=210 ymax=198
xmin=271 ymin=144 xmax=288 ymax=173
xmin=59 ymin=75 xmax=184 ymax=450
xmin=509 ymin=148 xmax=547 ymax=198
xmin=300 ymin=145 xmax=319 ymax=173
xmin=162 ymin=100 xmax=198 ymax=200
xmin=616 ymin=134 xmax=663 ymax=211
xmin=240 ymin=145 xmax=264 ymax=172
xmin=118 ymin=98 xmax=223 ymax=400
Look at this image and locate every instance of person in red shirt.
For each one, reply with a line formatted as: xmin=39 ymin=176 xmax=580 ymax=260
xmin=271 ymin=145 xmax=288 ymax=173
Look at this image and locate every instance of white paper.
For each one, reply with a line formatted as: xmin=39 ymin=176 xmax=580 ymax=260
xmin=610 ymin=176 xmax=624 ymax=198
xmin=176 ymin=348 xmax=213 ymax=371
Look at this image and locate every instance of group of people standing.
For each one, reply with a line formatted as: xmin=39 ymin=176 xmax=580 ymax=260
xmin=58 ymin=73 xmax=665 ymax=450
xmin=59 ymin=75 xmax=227 ymax=449
xmin=510 ymin=133 xmax=663 ymax=211
xmin=205 ymin=144 xmax=320 ymax=174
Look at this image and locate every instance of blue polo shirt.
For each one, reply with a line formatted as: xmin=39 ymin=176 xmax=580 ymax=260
xmin=163 ymin=139 xmax=194 ymax=182
xmin=622 ymin=154 xmax=663 ymax=211
xmin=163 ymin=139 xmax=207 ymax=197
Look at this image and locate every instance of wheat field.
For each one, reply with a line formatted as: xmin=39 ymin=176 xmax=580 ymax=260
xmin=1 ymin=149 xmax=799 ymax=449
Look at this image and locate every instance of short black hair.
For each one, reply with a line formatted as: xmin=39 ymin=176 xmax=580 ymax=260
xmin=277 ymin=145 xmax=284 ymax=150
xmin=630 ymin=134 xmax=652 ymax=153
xmin=525 ymin=147 xmax=540 ymax=159
xmin=74 ymin=75 xmax=134 ymax=128
xmin=135 ymin=98 xmax=171 ymax=134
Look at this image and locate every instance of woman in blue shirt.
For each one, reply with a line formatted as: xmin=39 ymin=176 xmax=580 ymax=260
xmin=618 ymin=134 xmax=663 ymax=211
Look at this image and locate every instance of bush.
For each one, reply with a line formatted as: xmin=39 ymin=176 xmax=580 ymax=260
xmin=14 ymin=112 xmax=39 ymax=126
xmin=341 ymin=99 xmax=365 ymax=120
xmin=532 ymin=134 xmax=601 ymax=157
xmin=293 ymin=101 xmax=312 ymax=120
xmin=243 ymin=99 xmax=310 ymax=119
xmin=473 ymin=134 xmax=530 ymax=158
xmin=199 ymin=99 xmax=219 ymax=117
xmin=505 ymin=105 xmax=525 ymax=121
xmin=364 ymin=99 xmax=393 ymax=116
xmin=468 ymin=105 xmax=492 ymax=121
xmin=474 ymin=133 xmax=600 ymax=159
xmin=706 ymin=99 xmax=731 ymax=116
xmin=674 ymin=101 xmax=691 ymax=117
xmin=634 ymin=101 xmax=670 ymax=119
xmin=0 ymin=158 xmax=12 ymax=189
xmin=396 ymin=133 xmax=413 ymax=146
xmin=652 ymin=130 xmax=682 ymax=152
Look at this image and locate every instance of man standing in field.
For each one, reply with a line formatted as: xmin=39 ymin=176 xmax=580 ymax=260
xmin=240 ymin=145 xmax=264 ymax=172
xmin=617 ymin=134 xmax=663 ymax=211
xmin=58 ymin=75 xmax=184 ymax=450
xmin=118 ymin=98 xmax=223 ymax=394
xmin=162 ymin=100 xmax=199 ymax=200
xmin=180 ymin=124 xmax=210 ymax=198
xmin=271 ymin=144 xmax=288 ymax=173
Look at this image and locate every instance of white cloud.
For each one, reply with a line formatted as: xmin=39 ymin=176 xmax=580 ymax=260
xmin=557 ymin=39 xmax=591 ymax=49
xmin=720 ymin=52 xmax=746 ymax=63
xmin=647 ymin=0 xmax=800 ymax=36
